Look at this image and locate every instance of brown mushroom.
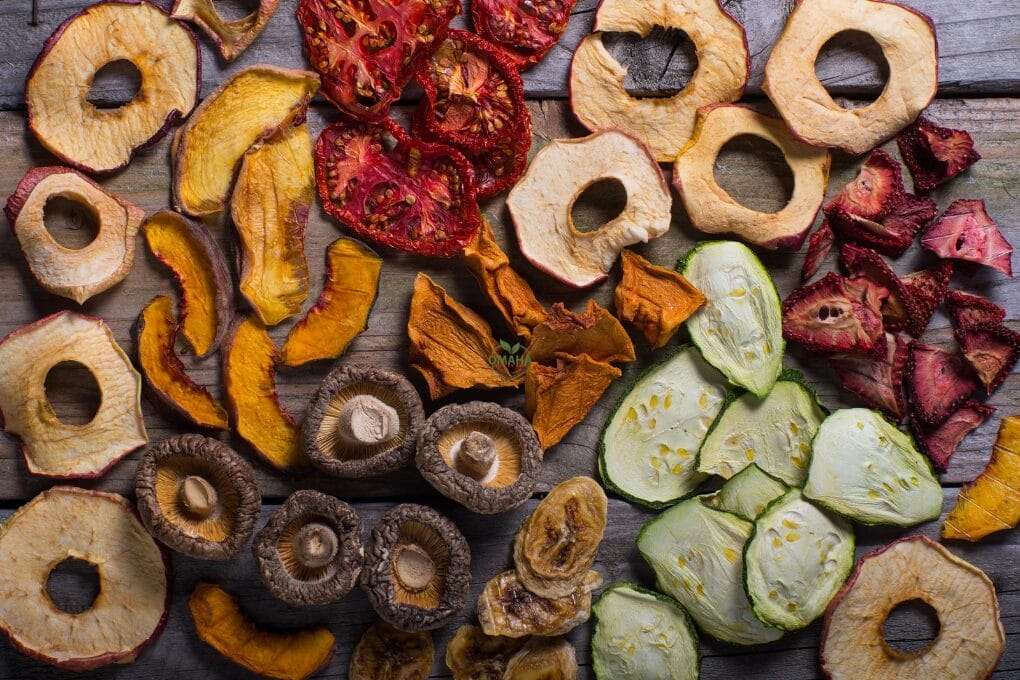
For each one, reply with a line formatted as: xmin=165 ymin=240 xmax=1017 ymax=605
xmin=416 ymin=402 xmax=542 ymax=514
xmin=135 ymin=434 xmax=260 ymax=561
xmin=361 ymin=504 xmax=471 ymax=632
xmin=349 ymin=621 xmax=434 ymax=680
xmin=253 ymin=490 xmax=363 ymax=607
xmin=302 ymin=364 xmax=424 ymax=478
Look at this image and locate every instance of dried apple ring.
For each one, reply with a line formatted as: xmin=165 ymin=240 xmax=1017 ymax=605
xmin=0 ymin=312 xmax=147 ymax=479
xmin=507 ymin=130 xmax=671 ymax=288
xmin=763 ymin=0 xmax=938 ymax=155
xmin=569 ymin=0 xmax=749 ymax=162
xmin=4 ymin=167 xmax=144 ymax=304
xmin=171 ymin=0 xmax=280 ymax=61
xmin=25 ymin=1 xmax=199 ymax=175
xmin=673 ymin=105 xmax=831 ymax=250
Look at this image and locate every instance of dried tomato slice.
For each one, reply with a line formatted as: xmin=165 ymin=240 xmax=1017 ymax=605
xmin=297 ymin=0 xmax=460 ymax=121
xmin=471 ymin=0 xmax=576 ymax=68
xmin=314 ymin=118 xmax=481 ymax=256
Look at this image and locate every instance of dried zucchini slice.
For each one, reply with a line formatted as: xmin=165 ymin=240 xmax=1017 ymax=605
xmin=703 ymin=463 xmax=788 ymax=521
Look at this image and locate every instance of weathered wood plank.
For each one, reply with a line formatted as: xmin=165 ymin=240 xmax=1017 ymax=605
xmin=1 ymin=0 xmax=1018 ymax=110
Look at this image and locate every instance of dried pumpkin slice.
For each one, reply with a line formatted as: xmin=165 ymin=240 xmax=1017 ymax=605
xmin=5 ymin=167 xmax=144 ymax=304
xmin=614 ymin=250 xmax=705 ymax=349
xmin=282 ymin=238 xmax=382 ymax=367
xmin=232 ymin=122 xmax=313 ymax=326
xmin=223 ymin=316 xmax=304 ymax=469
xmin=763 ymin=0 xmax=937 ymax=155
xmin=135 ymin=296 xmax=228 ymax=430
xmin=188 ymin=582 xmax=335 ymax=680
xmin=172 ymin=65 xmax=319 ymax=218
xmin=143 ymin=210 xmax=232 ymax=357
xmin=171 ymin=0 xmax=280 ymax=61
xmin=673 ymin=105 xmax=831 ymax=250
xmin=525 ymin=353 xmax=621 ymax=450
xmin=528 ymin=300 xmax=635 ymax=365
xmin=569 ymin=0 xmax=749 ymax=162
xmin=0 ymin=312 xmax=147 ymax=479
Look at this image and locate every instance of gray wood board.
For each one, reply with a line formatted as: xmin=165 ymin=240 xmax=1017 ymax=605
xmin=1 ymin=0 xmax=1019 ymax=110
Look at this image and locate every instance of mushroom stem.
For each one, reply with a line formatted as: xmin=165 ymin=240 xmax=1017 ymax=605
xmin=338 ymin=395 xmax=400 ymax=447
xmin=456 ymin=431 xmax=497 ymax=480
xmin=293 ymin=522 xmax=339 ymax=569
xmin=178 ymin=475 xmax=218 ymax=519
xmin=393 ymin=544 xmax=436 ymax=593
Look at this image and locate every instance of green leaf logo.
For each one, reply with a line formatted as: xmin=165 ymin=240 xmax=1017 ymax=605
xmin=499 ymin=339 xmax=513 ymax=352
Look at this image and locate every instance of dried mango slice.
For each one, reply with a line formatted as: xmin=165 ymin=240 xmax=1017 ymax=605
xmin=525 ymin=353 xmax=621 ymax=449
xmin=223 ymin=317 xmax=304 ymax=469
xmin=189 ymin=583 xmax=335 ymax=680
xmin=528 ymin=300 xmax=635 ymax=365
xmin=943 ymin=415 xmax=1020 ymax=541
xmin=172 ymin=0 xmax=280 ymax=61
xmin=282 ymin=238 xmax=382 ymax=367
xmin=135 ymin=296 xmax=228 ymax=430
xmin=614 ymin=250 xmax=705 ymax=349
xmin=407 ymin=273 xmax=522 ymax=400
xmin=232 ymin=123 xmax=313 ymax=326
xmin=144 ymin=210 xmax=232 ymax=357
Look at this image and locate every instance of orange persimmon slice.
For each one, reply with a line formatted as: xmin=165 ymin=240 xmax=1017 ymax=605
xmin=525 ymin=353 xmax=621 ymax=449
xmin=614 ymin=249 xmax=705 ymax=348
xmin=527 ymin=300 xmax=635 ymax=365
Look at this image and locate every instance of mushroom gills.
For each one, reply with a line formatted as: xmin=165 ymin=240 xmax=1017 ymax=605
xmin=391 ymin=521 xmax=450 ymax=609
xmin=317 ymin=384 xmax=409 ymax=460
xmin=278 ymin=517 xmax=343 ymax=581
xmin=440 ymin=422 xmax=523 ymax=487
xmin=154 ymin=457 xmax=239 ymax=542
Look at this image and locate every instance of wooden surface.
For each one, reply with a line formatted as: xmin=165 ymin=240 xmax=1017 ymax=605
xmin=0 ymin=0 xmax=1018 ymax=677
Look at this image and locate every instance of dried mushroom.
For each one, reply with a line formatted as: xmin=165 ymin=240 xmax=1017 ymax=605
xmin=303 ymin=364 xmax=424 ymax=478
xmin=478 ymin=569 xmax=602 ymax=638
xmin=0 ymin=487 xmax=169 ymax=670
xmin=528 ymin=300 xmax=635 ymax=365
xmin=189 ymin=582 xmax=335 ymax=680
xmin=172 ymin=0 xmax=279 ymax=61
xmin=361 ymin=503 xmax=471 ymax=632
xmin=282 ymin=238 xmax=382 ymax=367
xmin=5 ymin=167 xmax=144 ymax=304
xmin=417 ymin=402 xmax=542 ymax=514
xmin=349 ymin=621 xmax=433 ymax=680
xmin=506 ymin=638 xmax=578 ymax=680
xmin=446 ymin=624 xmax=527 ymax=680
xmin=614 ymin=250 xmax=705 ymax=348
xmin=0 ymin=311 xmax=146 ymax=478
xmin=135 ymin=434 xmax=260 ymax=560
xmin=514 ymin=476 xmax=608 ymax=598
xmin=25 ymin=0 xmax=199 ymax=174
xmin=525 ymin=353 xmax=622 ymax=450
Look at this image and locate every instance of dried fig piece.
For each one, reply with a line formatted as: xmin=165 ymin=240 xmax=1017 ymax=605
xmin=143 ymin=210 xmax=232 ymax=357
xmin=135 ymin=434 xmax=260 ymax=560
xmin=223 ymin=316 xmax=304 ymax=470
xmin=897 ymin=116 xmax=981 ymax=194
xmin=232 ymin=122 xmax=313 ymax=326
xmin=477 ymin=569 xmax=601 ymax=638
xmin=614 ymin=250 xmax=705 ymax=348
xmin=569 ymin=0 xmax=749 ymax=161
xmin=764 ymin=0 xmax=937 ymax=154
xmin=506 ymin=637 xmax=578 ymax=679
xmin=5 ymin=167 xmax=144 ymax=304
xmin=445 ymin=624 xmax=526 ymax=680
xmin=831 ymin=333 xmax=909 ymax=421
xmin=525 ymin=353 xmax=621 ymax=450
xmin=915 ymin=401 xmax=994 ymax=472
xmin=407 ymin=273 xmax=521 ymax=399
xmin=0 ymin=487 xmax=169 ymax=670
xmin=189 ymin=582 xmax=335 ymax=680
xmin=135 ymin=296 xmax=228 ymax=430
xmin=956 ymin=323 xmax=1020 ymax=394
xmin=781 ymin=272 xmax=884 ymax=355
xmin=25 ymin=1 xmax=199 ymax=174
xmin=947 ymin=290 xmax=1006 ymax=329
xmin=508 ymin=130 xmax=671 ymax=288
xmin=514 ymin=476 xmax=607 ymax=599
xmin=921 ymin=199 xmax=1014 ymax=276
xmin=171 ymin=0 xmax=280 ymax=61
xmin=472 ymin=0 xmax=577 ymax=68
xmin=349 ymin=621 xmax=433 ymax=680
xmin=0 ymin=312 xmax=147 ymax=478
xmin=907 ymin=341 xmax=979 ymax=427
xmin=801 ymin=220 xmax=834 ymax=283
xmin=528 ymin=300 xmax=635 ymax=365
xmin=173 ymin=65 xmax=319 ymax=218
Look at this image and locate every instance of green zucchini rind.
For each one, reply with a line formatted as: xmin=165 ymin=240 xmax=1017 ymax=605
xmin=703 ymin=463 xmax=788 ymax=521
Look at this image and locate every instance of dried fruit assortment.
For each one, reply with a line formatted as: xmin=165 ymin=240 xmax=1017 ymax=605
xmin=172 ymin=0 xmax=280 ymax=61
xmin=471 ymin=0 xmax=576 ymax=68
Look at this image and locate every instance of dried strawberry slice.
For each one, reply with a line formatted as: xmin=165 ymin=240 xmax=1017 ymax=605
xmin=900 ymin=260 xmax=953 ymax=335
xmin=840 ymin=244 xmax=921 ymax=335
xmin=955 ymin=322 xmax=1020 ymax=394
xmin=907 ymin=341 xmax=979 ymax=427
xmin=314 ymin=118 xmax=481 ymax=256
xmin=921 ymin=199 xmax=1013 ymax=276
xmin=832 ymin=332 xmax=910 ymax=421
xmin=829 ymin=190 xmax=936 ymax=257
xmin=897 ymin=116 xmax=981 ymax=194
xmin=801 ymin=220 xmax=834 ymax=283
xmin=782 ymin=272 xmax=884 ymax=355
xmin=914 ymin=400 xmax=995 ymax=471
xmin=824 ymin=149 xmax=904 ymax=221
xmin=946 ymin=289 xmax=1006 ymax=329
xmin=297 ymin=0 xmax=460 ymax=121
xmin=471 ymin=0 xmax=576 ymax=68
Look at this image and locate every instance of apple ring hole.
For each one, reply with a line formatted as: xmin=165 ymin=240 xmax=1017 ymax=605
xmin=570 ymin=178 xmax=628 ymax=233
xmin=43 ymin=194 xmax=100 ymax=250
xmin=87 ymin=59 xmax=142 ymax=110
xmin=882 ymin=598 xmax=941 ymax=656
xmin=603 ymin=28 xmax=697 ymax=98
xmin=44 ymin=361 xmax=102 ymax=426
xmin=46 ymin=557 xmax=101 ymax=614
xmin=814 ymin=30 xmax=890 ymax=105
xmin=713 ymin=135 xmax=794 ymax=214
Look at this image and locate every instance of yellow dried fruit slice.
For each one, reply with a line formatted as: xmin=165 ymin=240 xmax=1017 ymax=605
xmin=171 ymin=0 xmax=280 ymax=61
xmin=614 ymin=249 xmax=705 ymax=348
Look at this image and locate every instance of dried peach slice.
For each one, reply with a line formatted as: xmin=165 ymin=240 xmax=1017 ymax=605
xmin=0 ymin=312 xmax=147 ymax=478
xmin=172 ymin=0 xmax=280 ymax=61
xmin=232 ymin=123 xmax=313 ymax=326
xmin=25 ymin=0 xmax=199 ymax=174
xmin=763 ymin=0 xmax=937 ymax=155
xmin=143 ymin=210 xmax=232 ymax=357
xmin=614 ymin=250 xmax=705 ymax=348
xmin=525 ymin=353 xmax=621 ymax=449
xmin=172 ymin=65 xmax=319 ymax=218
xmin=223 ymin=316 xmax=304 ymax=469
xmin=673 ymin=105 xmax=831 ymax=250
xmin=282 ymin=238 xmax=382 ymax=367
xmin=4 ymin=167 xmax=144 ymax=304
xmin=135 ymin=296 xmax=228 ymax=430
